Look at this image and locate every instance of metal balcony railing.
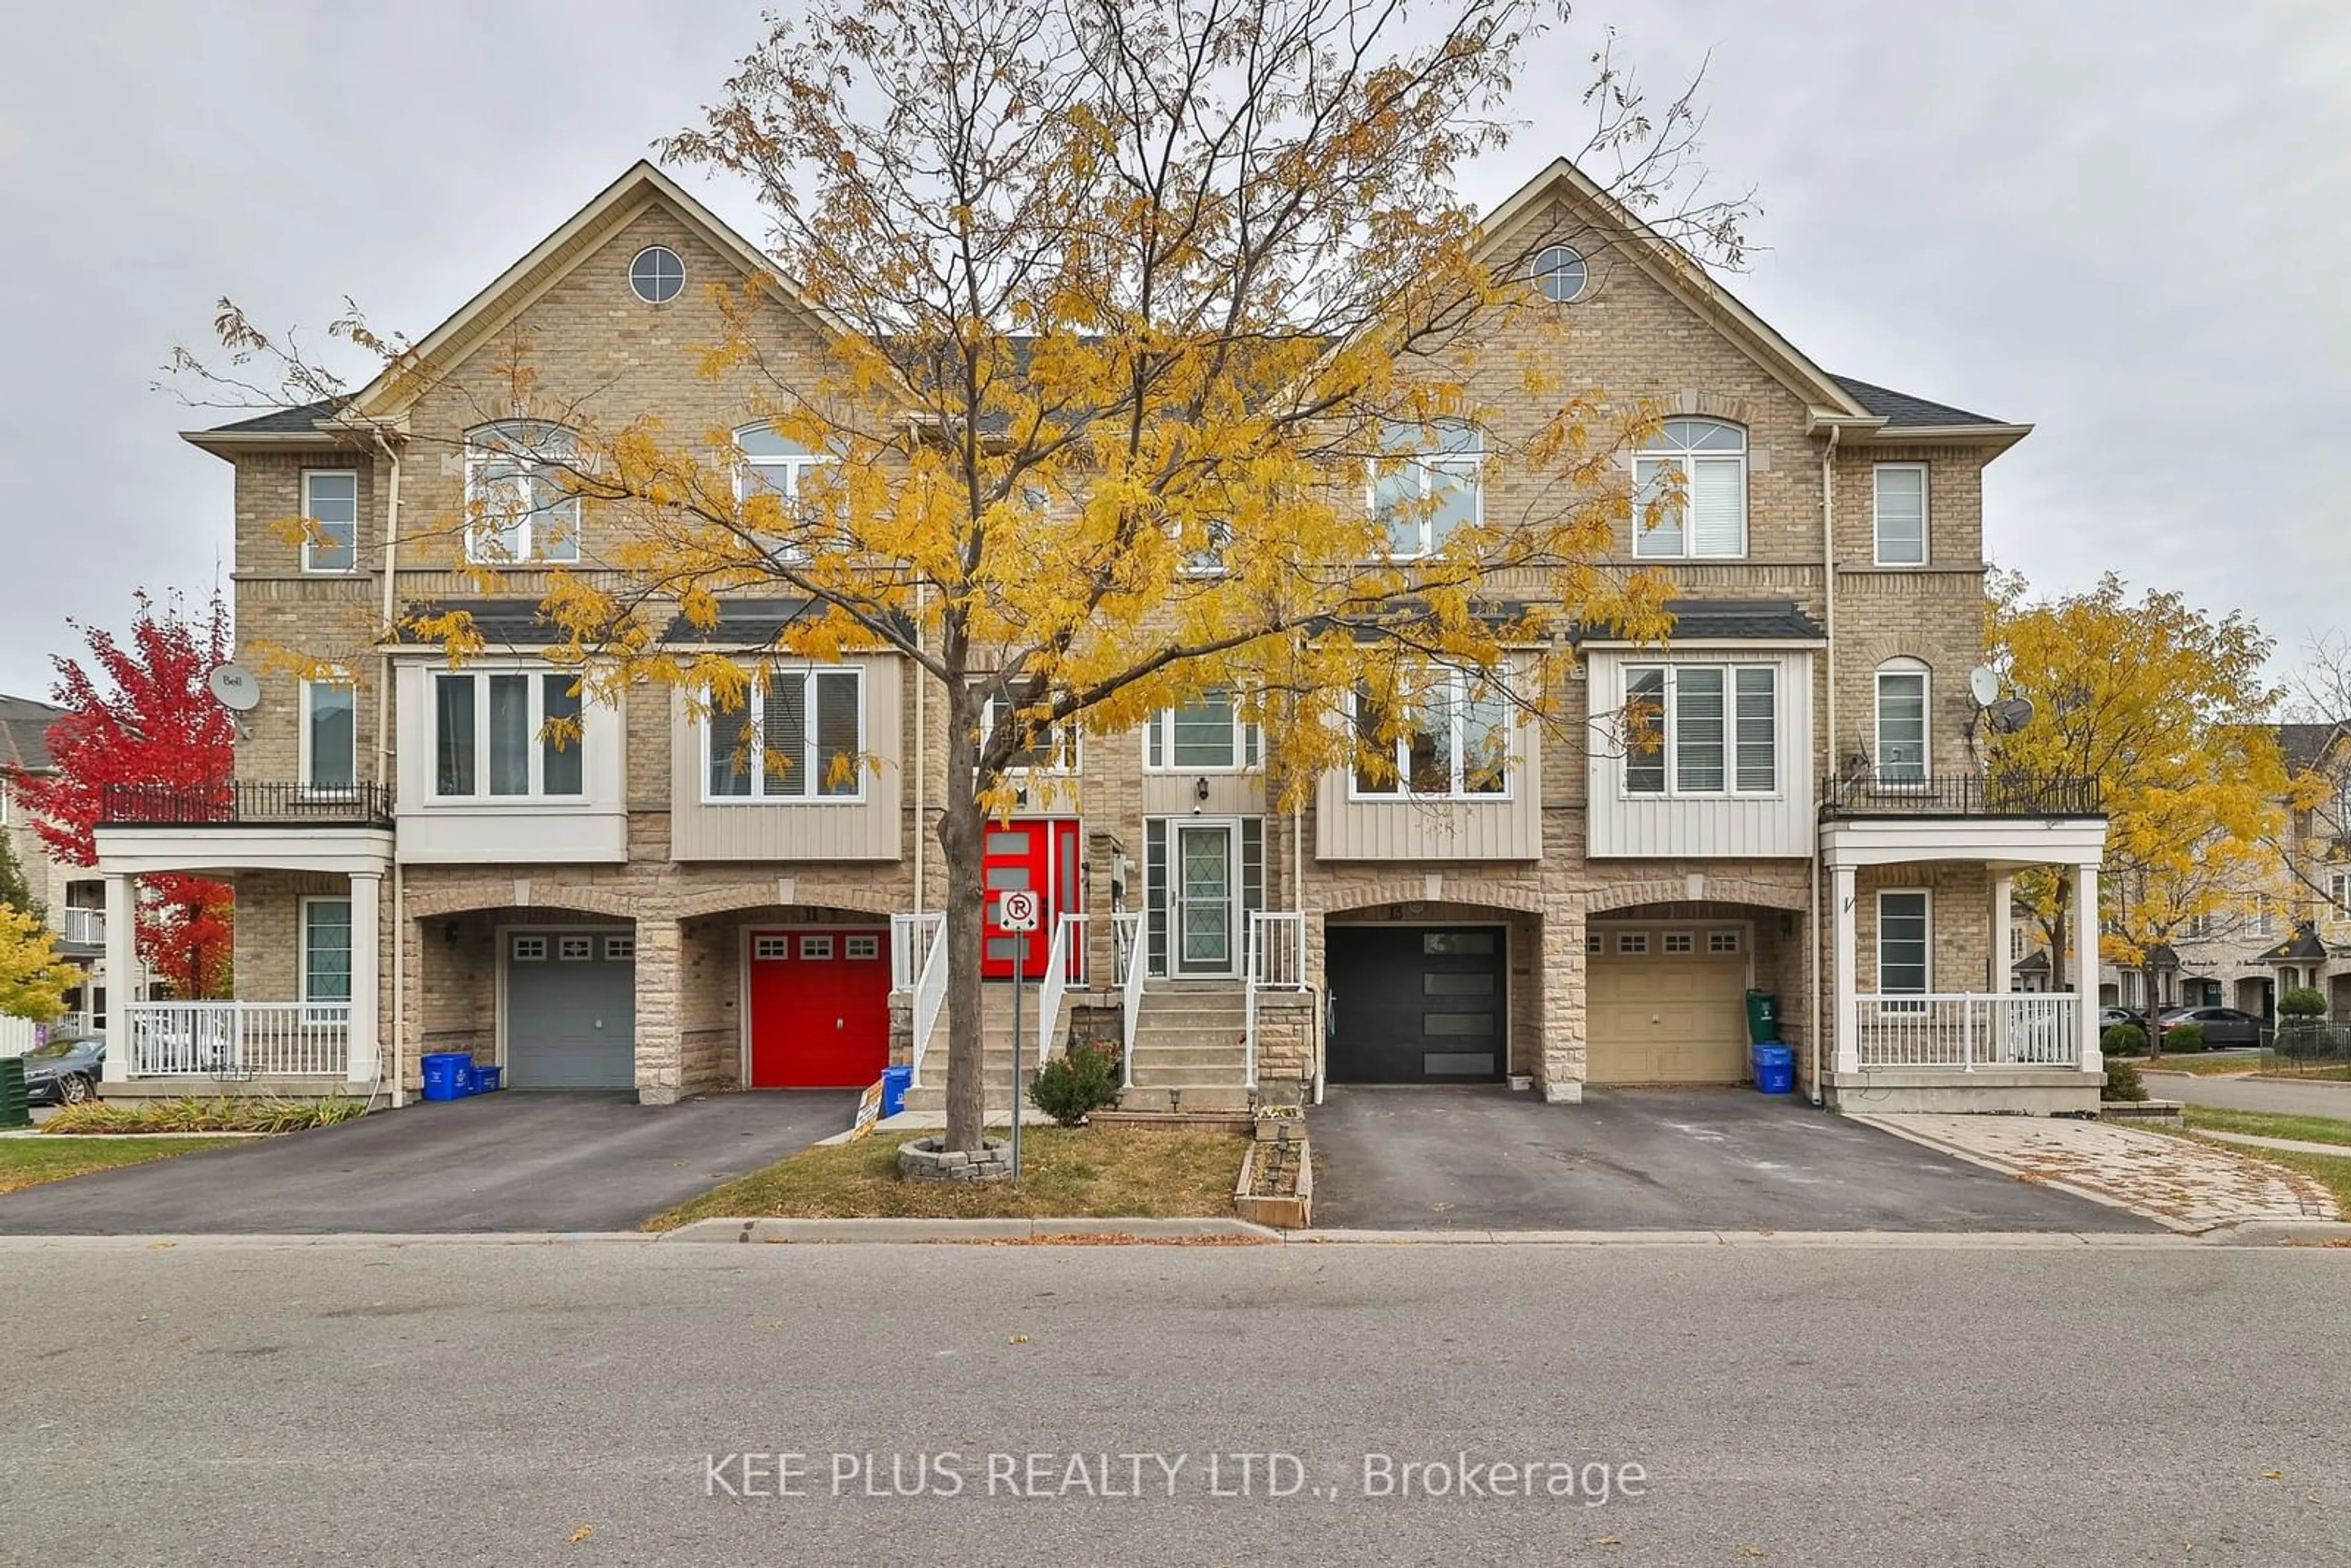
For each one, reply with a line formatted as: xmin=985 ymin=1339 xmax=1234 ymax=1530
xmin=99 ymin=781 xmax=396 ymax=828
xmin=1820 ymin=772 xmax=2101 ymax=820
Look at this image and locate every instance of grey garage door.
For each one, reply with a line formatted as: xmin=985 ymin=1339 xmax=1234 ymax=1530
xmin=1327 ymin=925 xmax=1507 ymax=1084
xmin=504 ymin=930 xmax=636 ymax=1089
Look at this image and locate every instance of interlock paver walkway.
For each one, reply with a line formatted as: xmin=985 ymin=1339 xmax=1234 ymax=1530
xmin=1853 ymin=1113 xmax=2341 ymax=1233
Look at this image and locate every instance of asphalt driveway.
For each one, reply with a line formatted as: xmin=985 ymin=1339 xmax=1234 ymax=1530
xmin=0 ymin=1091 xmax=856 ymax=1234
xmin=1309 ymin=1085 xmax=2156 ymax=1232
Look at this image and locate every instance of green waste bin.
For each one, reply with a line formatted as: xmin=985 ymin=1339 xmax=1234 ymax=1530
xmin=0 ymin=1057 xmax=29 ymax=1130
xmin=1744 ymin=990 xmax=1780 ymax=1046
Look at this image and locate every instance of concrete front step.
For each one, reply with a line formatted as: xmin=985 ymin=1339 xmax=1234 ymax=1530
xmin=1116 ymin=1085 xmax=1253 ymax=1112
xmin=1129 ymin=1045 xmax=1250 ymax=1071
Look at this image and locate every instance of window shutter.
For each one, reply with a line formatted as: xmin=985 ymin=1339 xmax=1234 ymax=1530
xmin=1674 ymin=668 xmax=1725 ymax=792
xmin=1690 ymin=457 xmax=1745 ymax=557
xmin=763 ymin=675 xmax=809 ymax=797
xmin=1734 ymin=667 xmax=1775 ymax=792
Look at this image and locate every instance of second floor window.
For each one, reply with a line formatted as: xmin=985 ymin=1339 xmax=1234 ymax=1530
xmin=1371 ymin=419 xmax=1482 ymax=558
xmin=1352 ymin=668 xmax=1510 ymax=800
xmin=1873 ymin=463 xmax=1928 ymax=565
xmin=1875 ymin=661 xmax=1930 ymax=784
xmin=1634 ymin=418 xmax=1747 ymax=558
xmin=301 ymin=470 xmax=358 ymax=572
xmin=1144 ymin=690 xmax=1259 ymax=771
xmin=707 ymin=667 xmax=863 ymax=801
xmin=1622 ymin=664 xmax=1777 ymax=797
xmin=2331 ymin=869 xmax=2351 ymax=916
xmin=435 ymin=670 xmax=585 ymax=799
xmin=301 ymin=680 xmax=356 ymax=795
xmin=735 ymin=424 xmax=837 ymax=552
xmin=465 ymin=421 xmax=580 ymax=565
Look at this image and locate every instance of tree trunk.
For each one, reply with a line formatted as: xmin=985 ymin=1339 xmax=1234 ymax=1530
xmin=937 ymin=683 xmax=989 ymax=1153
xmin=2143 ymin=958 xmax=2163 ymax=1063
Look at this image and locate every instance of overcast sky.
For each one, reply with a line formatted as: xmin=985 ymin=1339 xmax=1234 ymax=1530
xmin=2 ymin=0 xmax=2344 ymax=703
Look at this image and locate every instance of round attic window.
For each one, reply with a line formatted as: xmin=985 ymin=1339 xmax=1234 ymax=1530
xmin=1533 ymin=245 xmax=1587 ymax=304
xmin=629 ymin=246 xmax=685 ymax=305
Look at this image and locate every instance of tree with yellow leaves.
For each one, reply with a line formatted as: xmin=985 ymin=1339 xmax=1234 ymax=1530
xmin=186 ymin=1 xmax=1752 ymax=1152
xmin=1986 ymin=571 xmax=2306 ymax=1057
xmin=0 ymin=904 xmax=80 ymax=1024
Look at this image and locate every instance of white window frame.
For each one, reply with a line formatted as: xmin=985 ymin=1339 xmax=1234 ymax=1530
xmin=1347 ymin=667 xmax=1515 ymax=802
xmin=2248 ymin=897 xmax=2275 ymax=939
xmin=299 ymin=678 xmax=358 ymax=799
xmin=1621 ymin=662 xmax=1779 ymax=798
xmin=300 ymin=468 xmax=359 ymax=574
xmin=1616 ymin=931 xmax=1649 ymax=955
xmin=1872 ymin=462 xmax=1929 ymax=567
xmin=604 ymin=936 xmax=636 ymax=961
xmin=298 ymin=896 xmax=354 ymax=1008
xmin=1663 ymin=931 xmax=1696 ymax=955
xmin=704 ymin=666 xmax=867 ymax=804
xmin=732 ymin=423 xmax=838 ymax=558
xmin=463 ymin=422 xmax=582 ymax=565
xmin=800 ymin=934 xmax=835 ymax=960
xmin=1877 ymin=890 xmax=1933 ymax=1010
xmin=556 ymin=935 xmax=594 ymax=961
xmin=1873 ymin=660 xmax=1932 ymax=786
xmin=752 ymin=936 xmax=790 ymax=961
xmin=1532 ymin=245 xmax=1587 ymax=304
xmin=981 ymin=694 xmax=1082 ymax=775
xmin=2330 ymin=870 xmax=2351 ymax=917
xmin=2183 ymin=912 xmax=2216 ymax=941
xmin=1633 ymin=418 xmax=1748 ymax=560
xmin=1709 ymin=930 xmax=1741 ymax=955
xmin=430 ymin=667 xmax=589 ymax=803
xmin=511 ymin=935 xmax=548 ymax=961
xmin=845 ymin=934 xmax=880 ymax=961
xmin=1369 ymin=420 xmax=1483 ymax=560
xmin=1143 ymin=690 xmax=1260 ymax=773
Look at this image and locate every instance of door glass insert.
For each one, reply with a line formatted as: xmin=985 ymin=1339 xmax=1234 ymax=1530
xmin=1176 ymin=823 xmax=1234 ymax=972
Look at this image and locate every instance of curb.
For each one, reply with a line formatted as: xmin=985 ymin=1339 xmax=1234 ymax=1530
xmin=0 ymin=1130 xmax=279 ymax=1141
xmin=0 ymin=1232 xmax=659 ymax=1250
xmin=659 ymin=1217 xmax=1283 ymax=1244
xmin=2200 ymin=1218 xmax=2351 ymax=1247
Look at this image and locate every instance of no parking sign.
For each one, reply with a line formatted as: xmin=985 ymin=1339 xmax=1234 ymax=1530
xmin=997 ymin=889 xmax=1040 ymax=931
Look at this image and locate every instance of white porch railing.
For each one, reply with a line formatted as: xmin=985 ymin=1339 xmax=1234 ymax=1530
xmin=1112 ymin=910 xmax=1144 ymax=1090
xmin=1035 ymin=913 xmax=1089 ymax=1065
xmin=60 ymin=907 xmax=105 ymax=945
xmin=902 ymin=913 xmax=949 ymax=1089
xmin=1243 ymin=911 xmax=1309 ymax=1090
xmin=123 ymin=1001 xmax=350 ymax=1078
xmin=1853 ymin=993 xmax=2079 ymax=1070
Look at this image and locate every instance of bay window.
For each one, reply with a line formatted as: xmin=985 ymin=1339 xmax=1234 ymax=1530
xmin=1352 ymin=668 xmax=1511 ymax=799
xmin=434 ymin=670 xmax=587 ymax=800
xmin=1144 ymin=689 xmax=1259 ymax=771
xmin=1622 ymin=664 xmax=1777 ymax=796
xmin=707 ymin=667 xmax=863 ymax=801
xmin=464 ymin=421 xmax=580 ymax=564
xmin=1633 ymin=418 xmax=1747 ymax=558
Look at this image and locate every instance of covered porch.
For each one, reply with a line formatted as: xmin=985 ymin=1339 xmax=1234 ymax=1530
xmin=1820 ymin=775 xmax=2108 ymax=1114
xmin=91 ymin=782 xmax=394 ymax=1097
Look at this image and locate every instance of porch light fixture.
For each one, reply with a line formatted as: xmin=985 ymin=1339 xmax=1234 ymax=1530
xmin=1194 ymin=776 xmax=1210 ymax=812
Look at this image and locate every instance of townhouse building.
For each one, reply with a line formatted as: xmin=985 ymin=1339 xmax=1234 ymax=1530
xmin=2 ymin=694 xmax=120 ymax=1032
xmin=91 ymin=159 xmax=2107 ymax=1114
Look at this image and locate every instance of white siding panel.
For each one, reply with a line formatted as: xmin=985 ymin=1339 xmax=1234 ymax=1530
xmin=670 ymin=658 xmax=904 ymax=862
xmin=1585 ymin=649 xmax=1814 ymax=859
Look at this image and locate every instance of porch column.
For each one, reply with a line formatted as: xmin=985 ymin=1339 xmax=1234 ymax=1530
xmin=2071 ymin=860 xmax=2102 ymax=1074
xmin=100 ymin=871 xmax=135 ymax=1084
xmin=1831 ymin=863 xmax=1859 ymax=1076
xmin=1989 ymin=872 xmax=2013 ymax=991
xmin=347 ymin=871 xmax=382 ymax=1086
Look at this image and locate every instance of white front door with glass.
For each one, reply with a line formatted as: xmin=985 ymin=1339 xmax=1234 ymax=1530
xmin=1145 ymin=817 xmax=1264 ymax=978
xmin=1175 ymin=822 xmax=1235 ymax=976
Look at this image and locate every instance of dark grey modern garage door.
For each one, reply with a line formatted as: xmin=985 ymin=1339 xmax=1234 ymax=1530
xmin=1327 ymin=925 xmax=1507 ymax=1084
xmin=504 ymin=929 xmax=636 ymax=1089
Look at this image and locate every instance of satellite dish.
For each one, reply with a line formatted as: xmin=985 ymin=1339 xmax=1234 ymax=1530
xmin=1968 ymin=665 xmax=2001 ymax=707
xmin=207 ymin=663 xmax=261 ymax=713
xmin=1988 ymin=696 xmax=2036 ymax=734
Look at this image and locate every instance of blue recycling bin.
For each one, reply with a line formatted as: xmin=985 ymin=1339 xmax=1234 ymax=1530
xmin=1752 ymin=1042 xmax=1794 ymax=1096
xmin=880 ymin=1065 xmax=913 ymax=1117
xmin=421 ymin=1052 xmax=470 ymax=1102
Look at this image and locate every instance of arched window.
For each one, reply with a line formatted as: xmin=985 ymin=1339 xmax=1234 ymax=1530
xmin=1370 ymin=419 xmax=1483 ymax=558
xmin=1874 ymin=657 xmax=1931 ymax=784
xmin=1633 ymin=417 xmax=1746 ymax=560
xmin=464 ymin=421 xmax=580 ymax=564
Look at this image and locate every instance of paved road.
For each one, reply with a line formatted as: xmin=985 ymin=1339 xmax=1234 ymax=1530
xmin=1311 ymin=1085 xmax=2152 ymax=1231
xmin=2 ymin=1237 xmax=2342 ymax=1566
xmin=2143 ymin=1071 xmax=2351 ymax=1119
xmin=0 ymin=1091 xmax=854 ymax=1234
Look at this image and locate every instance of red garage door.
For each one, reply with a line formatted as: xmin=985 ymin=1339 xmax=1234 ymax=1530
xmin=748 ymin=929 xmax=892 ymax=1088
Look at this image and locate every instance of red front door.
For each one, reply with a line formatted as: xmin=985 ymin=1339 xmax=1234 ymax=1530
xmin=981 ymin=819 xmax=1081 ymax=979
xmin=748 ymin=929 xmax=891 ymax=1087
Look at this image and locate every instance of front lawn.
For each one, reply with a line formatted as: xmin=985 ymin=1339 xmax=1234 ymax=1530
xmin=2137 ymin=1053 xmax=2263 ymax=1077
xmin=0 ymin=1136 xmax=246 ymax=1195
xmin=647 ymin=1125 xmax=1249 ymax=1230
xmin=2183 ymin=1107 xmax=2351 ymax=1151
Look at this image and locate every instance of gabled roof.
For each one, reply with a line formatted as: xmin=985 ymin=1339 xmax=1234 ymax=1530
xmin=2254 ymin=927 xmax=2330 ymax=964
xmin=0 ymin=693 xmax=64 ymax=775
xmin=2279 ymin=721 xmax=2350 ymax=776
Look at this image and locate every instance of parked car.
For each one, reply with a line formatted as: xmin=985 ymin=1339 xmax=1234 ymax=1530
xmin=2157 ymin=1005 xmax=2269 ymax=1049
xmin=2099 ymin=1006 xmax=2148 ymax=1032
xmin=15 ymin=1037 xmax=105 ymax=1105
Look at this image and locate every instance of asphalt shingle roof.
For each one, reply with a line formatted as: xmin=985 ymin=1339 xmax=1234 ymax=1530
xmin=2254 ymin=928 xmax=2331 ymax=964
xmin=2278 ymin=721 xmax=2348 ymax=776
xmin=1831 ymin=375 xmax=2006 ymax=429
xmin=204 ymin=398 xmax=347 ymax=435
xmin=0 ymin=693 xmax=63 ymax=775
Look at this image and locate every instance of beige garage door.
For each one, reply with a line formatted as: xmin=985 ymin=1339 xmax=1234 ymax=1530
xmin=1588 ymin=926 xmax=1750 ymax=1084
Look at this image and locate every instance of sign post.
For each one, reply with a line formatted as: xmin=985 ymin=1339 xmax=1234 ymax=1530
xmin=997 ymin=889 xmax=1040 ymax=1180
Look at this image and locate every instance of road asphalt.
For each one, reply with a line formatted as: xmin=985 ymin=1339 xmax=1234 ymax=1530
xmin=4 ymin=1237 xmax=2343 ymax=1565
xmin=2142 ymin=1070 xmax=2351 ymax=1120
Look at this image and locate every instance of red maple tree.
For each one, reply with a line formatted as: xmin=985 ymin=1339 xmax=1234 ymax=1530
xmin=17 ymin=590 xmax=239 ymax=998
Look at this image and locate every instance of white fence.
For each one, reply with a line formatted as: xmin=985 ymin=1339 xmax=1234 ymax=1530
xmin=1853 ymin=993 xmax=2080 ymax=1070
xmin=1112 ymin=911 xmax=1144 ymax=1090
xmin=1035 ymin=913 xmax=1089 ymax=1065
xmin=124 ymin=1002 xmax=350 ymax=1078
xmin=899 ymin=914 xmax=949 ymax=1089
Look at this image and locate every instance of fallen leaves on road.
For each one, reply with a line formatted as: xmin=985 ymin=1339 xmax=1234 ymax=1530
xmin=1594 ymin=1534 xmax=1621 ymax=1548
xmin=2262 ymin=1469 xmax=2282 ymax=1480
xmin=1008 ymin=1334 xmax=1031 ymax=1345
xmin=568 ymin=1526 xmax=594 ymax=1545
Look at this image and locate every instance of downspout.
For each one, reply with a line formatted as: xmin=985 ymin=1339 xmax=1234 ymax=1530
xmin=913 ymin=582 xmax=928 ymax=913
xmin=1809 ymin=424 xmax=1840 ymax=1106
xmin=375 ymin=435 xmax=406 ymax=1109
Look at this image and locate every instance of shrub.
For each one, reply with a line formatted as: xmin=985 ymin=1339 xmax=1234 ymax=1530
xmin=1029 ymin=1040 xmax=1121 ymax=1127
xmin=42 ymin=1095 xmax=370 ymax=1136
xmin=2281 ymin=986 xmax=2328 ymax=1021
xmin=2161 ymin=1021 xmax=2206 ymax=1053
xmin=2104 ymin=1056 xmax=2148 ymax=1103
xmin=2101 ymin=1023 xmax=2147 ymax=1057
